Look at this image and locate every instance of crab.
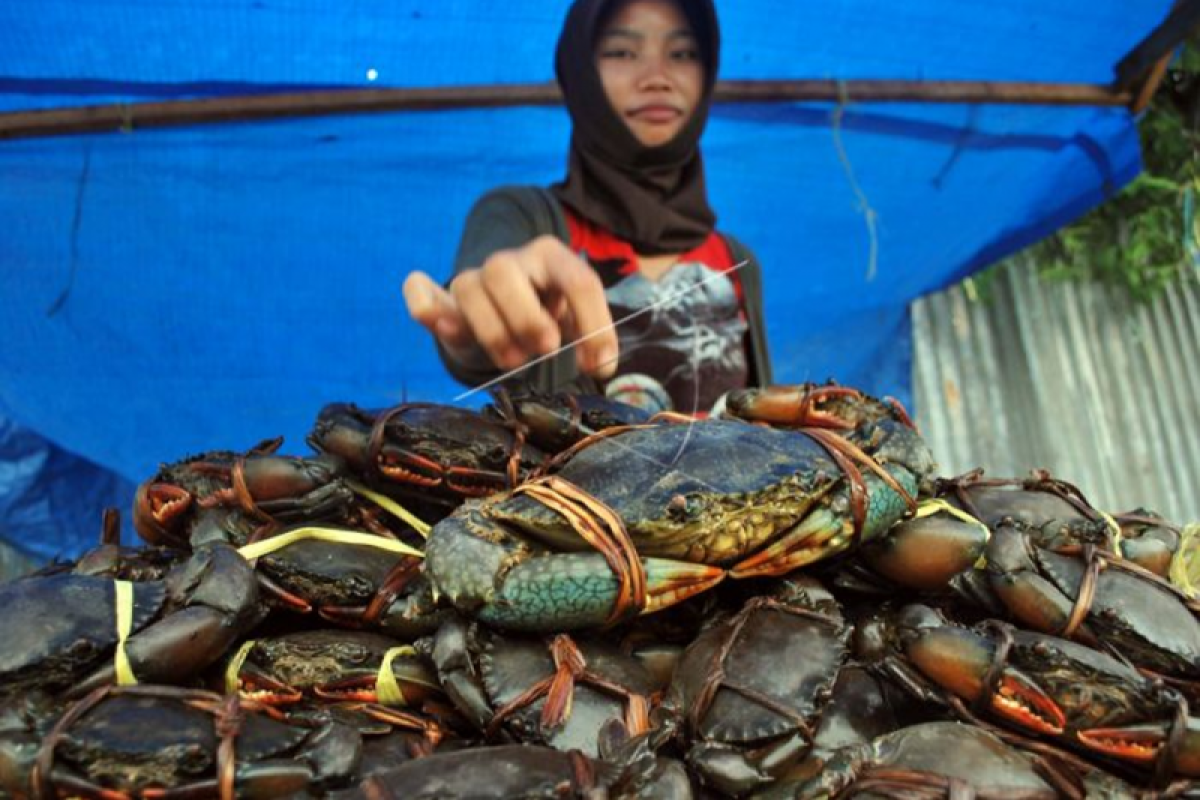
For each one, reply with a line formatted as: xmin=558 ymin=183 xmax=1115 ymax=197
xmin=26 ymin=685 xmax=361 ymax=798
xmin=983 ymin=524 xmax=1200 ymax=688
xmin=425 ymin=386 xmax=933 ymax=632
xmin=0 ymin=543 xmax=264 ymax=702
xmin=233 ymin=526 xmax=448 ymax=640
xmin=133 ymin=439 xmax=359 ymax=550
xmin=419 ymin=615 xmax=659 ymax=757
xmin=662 ymin=577 xmax=852 ymax=796
xmin=224 ymin=630 xmax=443 ymax=712
xmin=307 ymin=401 xmax=548 ymax=504
xmin=892 ymin=605 xmax=1200 ymax=782
xmin=780 ymin=721 xmax=1083 ymax=800
xmin=483 ymin=387 xmax=652 ymax=454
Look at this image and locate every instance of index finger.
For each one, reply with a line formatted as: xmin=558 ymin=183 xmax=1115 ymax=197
xmin=526 ymin=238 xmax=618 ymax=379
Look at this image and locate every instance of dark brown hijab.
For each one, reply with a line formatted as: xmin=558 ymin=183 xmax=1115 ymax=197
xmin=551 ymin=0 xmax=720 ymax=256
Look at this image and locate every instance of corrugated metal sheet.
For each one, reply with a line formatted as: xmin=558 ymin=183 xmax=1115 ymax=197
xmin=913 ymin=255 xmax=1200 ymax=523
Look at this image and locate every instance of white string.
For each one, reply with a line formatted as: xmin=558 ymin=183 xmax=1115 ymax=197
xmin=831 ymin=90 xmax=880 ymax=282
xmin=453 ymin=259 xmax=749 ymax=402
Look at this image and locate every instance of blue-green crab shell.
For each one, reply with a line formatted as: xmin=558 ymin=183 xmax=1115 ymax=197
xmin=482 ymin=420 xmax=926 ymax=565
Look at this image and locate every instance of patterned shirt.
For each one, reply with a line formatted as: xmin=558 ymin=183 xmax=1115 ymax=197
xmin=565 ymin=210 xmax=750 ymax=415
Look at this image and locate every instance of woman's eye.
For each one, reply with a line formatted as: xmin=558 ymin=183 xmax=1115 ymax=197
xmin=600 ymin=48 xmax=636 ymax=60
xmin=672 ymin=48 xmax=699 ymax=62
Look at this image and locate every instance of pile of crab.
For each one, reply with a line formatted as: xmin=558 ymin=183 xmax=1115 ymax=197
xmin=2 ymin=383 xmax=1199 ymax=799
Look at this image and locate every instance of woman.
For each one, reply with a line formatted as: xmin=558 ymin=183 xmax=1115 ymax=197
xmin=404 ymin=0 xmax=771 ymax=414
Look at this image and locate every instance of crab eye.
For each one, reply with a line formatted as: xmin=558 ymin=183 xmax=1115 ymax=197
xmin=66 ymin=639 xmax=98 ymax=661
xmin=178 ymin=743 xmax=213 ymax=775
xmin=667 ymin=495 xmax=701 ymax=521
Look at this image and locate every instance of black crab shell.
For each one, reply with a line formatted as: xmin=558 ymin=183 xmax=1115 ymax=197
xmin=1035 ymin=548 xmax=1200 ymax=679
xmin=0 ymin=574 xmax=166 ymax=693
xmin=490 ymin=420 xmax=843 ymax=563
xmin=478 ymin=634 xmax=658 ymax=756
xmin=56 ymin=694 xmax=308 ymax=791
xmin=383 ymin=404 xmax=548 ymax=477
xmin=246 ymin=629 xmax=420 ymax=689
xmin=359 ymin=745 xmax=618 ymax=799
xmin=819 ymin=722 xmax=1058 ymax=799
xmin=670 ymin=598 xmax=851 ymax=744
xmin=257 ymin=539 xmax=410 ymax=608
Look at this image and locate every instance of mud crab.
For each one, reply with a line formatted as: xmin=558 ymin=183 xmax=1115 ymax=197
xmin=984 ymin=524 xmax=1200 ymax=686
xmin=0 ymin=543 xmax=263 ymax=701
xmin=483 ymin=388 xmax=652 ymax=454
xmin=233 ymin=526 xmax=447 ymax=639
xmin=426 ymin=386 xmax=933 ymax=631
xmin=307 ymin=401 xmax=547 ymax=503
xmin=224 ymin=630 xmax=442 ymax=711
xmin=779 ymin=721 xmax=1081 ymax=799
xmin=893 ymin=605 xmax=1200 ymax=783
xmin=25 ymin=684 xmax=360 ymax=798
xmin=663 ymin=577 xmax=851 ymax=796
xmin=419 ymin=616 xmax=658 ymax=757
xmin=134 ymin=439 xmax=359 ymax=550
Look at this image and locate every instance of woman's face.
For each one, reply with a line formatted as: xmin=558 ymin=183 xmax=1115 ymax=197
xmin=594 ymin=0 xmax=704 ymax=148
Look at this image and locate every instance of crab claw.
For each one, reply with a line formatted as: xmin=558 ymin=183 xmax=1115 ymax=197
xmin=730 ymin=468 xmax=916 ymax=580
xmin=1078 ymin=718 xmax=1200 ymax=776
xmin=133 ymin=482 xmax=193 ymax=548
xmin=724 ymin=384 xmax=862 ymax=429
xmin=475 ymin=555 xmax=725 ymax=632
xmin=984 ymin=526 xmax=1083 ymax=637
xmin=235 ymin=668 xmax=305 ymax=706
xmin=312 ymin=660 xmax=442 ymax=708
xmin=903 ymin=623 xmax=1065 ymax=736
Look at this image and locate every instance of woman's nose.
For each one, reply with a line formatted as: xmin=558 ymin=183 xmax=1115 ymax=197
xmin=636 ymin=52 xmax=672 ymax=89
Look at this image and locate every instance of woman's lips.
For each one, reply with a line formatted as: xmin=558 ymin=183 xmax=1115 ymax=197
xmin=628 ymin=105 xmax=681 ymax=123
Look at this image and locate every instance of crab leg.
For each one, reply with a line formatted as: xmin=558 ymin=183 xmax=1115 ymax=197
xmin=730 ymin=433 xmax=917 ymax=579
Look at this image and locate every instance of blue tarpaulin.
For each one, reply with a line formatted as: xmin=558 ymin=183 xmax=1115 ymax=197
xmin=0 ymin=1 xmax=1166 ymax=559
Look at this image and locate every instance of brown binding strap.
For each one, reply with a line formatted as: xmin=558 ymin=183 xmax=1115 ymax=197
xmin=801 ymin=427 xmax=918 ymax=536
xmin=32 ymin=685 xmax=253 ymax=800
xmin=1056 ymin=545 xmax=1102 ymax=639
xmin=974 ymin=620 xmax=1017 ymax=718
xmin=486 ymin=634 xmax=653 ymax=740
xmin=516 ymin=476 xmax=647 ymax=627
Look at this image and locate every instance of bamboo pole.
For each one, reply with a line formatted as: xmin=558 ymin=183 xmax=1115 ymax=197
xmin=0 ymin=79 xmax=1131 ymax=142
xmin=1113 ymin=0 xmax=1200 ymax=92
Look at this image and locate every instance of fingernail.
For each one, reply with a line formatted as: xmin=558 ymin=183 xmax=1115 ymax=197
xmin=593 ymin=345 xmax=618 ymax=377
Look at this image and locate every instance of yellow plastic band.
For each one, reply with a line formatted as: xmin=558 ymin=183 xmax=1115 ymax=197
xmin=223 ymin=639 xmax=258 ymax=695
xmin=1096 ymin=510 xmax=1123 ymax=551
xmin=914 ymin=499 xmax=992 ymax=569
xmin=346 ymin=480 xmax=432 ymax=539
xmin=237 ymin=526 xmax=423 ymax=562
xmin=375 ymin=646 xmax=417 ymax=706
xmin=1170 ymin=524 xmax=1200 ymax=600
xmin=914 ymin=498 xmax=985 ymax=529
xmin=113 ymin=580 xmax=137 ymax=686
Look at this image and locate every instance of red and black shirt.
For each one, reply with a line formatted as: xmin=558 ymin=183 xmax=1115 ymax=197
xmin=565 ymin=209 xmax=750 ymax=415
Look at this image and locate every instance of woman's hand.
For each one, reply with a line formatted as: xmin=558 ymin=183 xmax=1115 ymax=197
xmin=403 ymin=235 xmax=618 ymax=379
